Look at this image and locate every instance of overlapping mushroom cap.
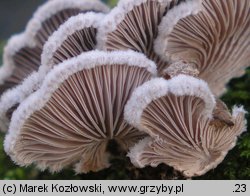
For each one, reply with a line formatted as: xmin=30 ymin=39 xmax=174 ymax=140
xmin=0 ymin=0 xmax=109 ymax=95
xmin=0 ymin=0 xmax=248 ymax=178
xmin=125 ymin=75 xmax=247 ymax=177
xmin=0 ymin=33 xmax=42 ymax=95
xmin=4 ymin=50 xmax=157 ymax=173
xmin=155 ymin=0 xmax=250 ymax=96
xmin=97 ymin=0 xmax=202 ymax=73
xmin=0 ymin=12 xmax=105 ymax=132
xmin=25 ymin=0 xmax=108 ymax=48
xmin=41 ymin=12 xmax=105 ymax=69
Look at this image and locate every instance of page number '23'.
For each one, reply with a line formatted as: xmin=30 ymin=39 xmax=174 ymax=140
xmin=233 ymin=184 xmax=246 ymax=193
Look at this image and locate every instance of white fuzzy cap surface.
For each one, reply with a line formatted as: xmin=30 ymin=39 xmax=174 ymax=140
xmin=4 ymin=50 xmax=157 ymax=156
xmin=154 ymin=0 xmax=202 ymax=59
xmin=41 ymin=12 xmax=105 ymax=69
xmin=25 ymin=0 xmax=109 ymax=43
xmin=124 ymin=75 xmax=216 ymax=130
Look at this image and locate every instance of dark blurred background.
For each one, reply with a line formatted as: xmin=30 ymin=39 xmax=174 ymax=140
xmin=0 ymin=0 xmax=46 ymax=40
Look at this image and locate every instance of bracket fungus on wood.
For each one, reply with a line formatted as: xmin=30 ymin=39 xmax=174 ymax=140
xmin=97 ymin=0 xmax=202 ymax=73
xmin=155 ymin=0 xmax=250 ymax=96
xmin=125 ymin=76 xmax=247 ymax=177
xmin=4 ymin=50 xmax=157 ymax=173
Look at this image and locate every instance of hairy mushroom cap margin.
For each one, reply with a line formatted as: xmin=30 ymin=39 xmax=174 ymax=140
xmin=41 ymin=12 xmax=104 ymax=71
xmin=0 ymin=2 xmax=109 ymax=131
xmin=125 ymin=76 xmax=247 ymax=177
xmin=155 ymin=0 xmax=250 ymax=96
xmin=0 ymin=0 xmax=109 ymax=95
xmin=4 ymin=50 xmax=157 ymax=173
xmin=97 ymin=0 xmax=202 ymax=73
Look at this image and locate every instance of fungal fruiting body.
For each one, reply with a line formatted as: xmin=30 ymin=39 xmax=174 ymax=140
xmin=125 ymin=76 xmax=247 ymax=177
xmin=0 ymin=11 xmax=105 ymax=132
xmin=0 ymin=0 xmax=249 ymax=178
xmin=4 ymin=51 xmax=157 ymax=173
xmin=0 ymin=0 xmax=109 ymax=95
xmin=155 ymin=0 xmax=250 ymax=96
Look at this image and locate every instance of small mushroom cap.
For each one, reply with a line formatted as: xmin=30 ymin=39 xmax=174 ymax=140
xmin=41 ymin=12 xmax=104 ymax=71
xmin=125 ymin=76 xmax=247 ymax=177
xmin=129 ymin=106 xmax=246 ymax=177
xmin=155 ymin=0 xmax=250 ymax=96
xmin=5 ymin=50 xmax=157 ymax=173
xmin=154 ymin=0 xmax=201 ymax=59
xmin=124 ymin=75 xmax=216 ymax=130
xmin=97 ymin=0 xmax=196 ymax=73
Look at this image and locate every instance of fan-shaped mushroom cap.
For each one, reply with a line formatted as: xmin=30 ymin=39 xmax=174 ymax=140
xmin=0 ymin=1 xmax=109 ymax=129
xmin=42 ymin=12 xmax=104 ymax=70
xmin=125 ymin=75 xmax=216 ymax=129
xmin=0 ymin=0 xmax=109 ymax=96
xmin=0 ymin=12 xmax=105 ymax=132
xmin=4 ymin=50 xmax=157 ymax=173
xmin=26 ymin=0 xmax=109 ymax=48
xmin=97 ymin=0 xmax=201 ymax=73
xmin=125 ymin=76 xmax=247 ymax=177
xmin=0 ymin=12 xmax=104 ymax=132
xmin=155 ymin=0 xmax=250 ymax=96
xmin=0 ymin=12 xmax=106 ymax=132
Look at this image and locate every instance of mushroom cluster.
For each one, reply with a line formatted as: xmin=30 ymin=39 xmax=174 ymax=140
xmin=0 ymin=0 xmax=249 ymax=178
